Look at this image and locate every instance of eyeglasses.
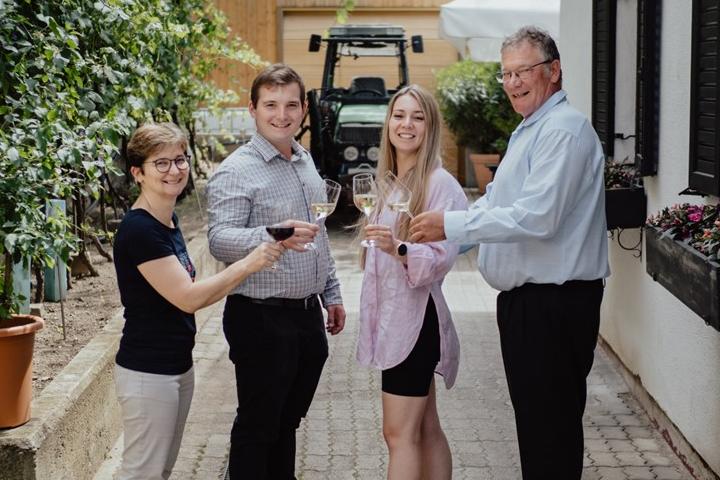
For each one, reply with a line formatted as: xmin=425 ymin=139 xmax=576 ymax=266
xmin=495 ymin=59 xmax=552 ymax=84
xmin=145 ymin=155 xmax=190 ymax=173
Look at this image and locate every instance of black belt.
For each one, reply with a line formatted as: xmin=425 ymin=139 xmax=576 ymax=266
xmin=235 ymin=294 xmax=319 ymax=310
xmin=512 ymin=279 xmax=604 ymax=292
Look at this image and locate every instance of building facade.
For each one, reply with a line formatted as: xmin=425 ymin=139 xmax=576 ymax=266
xmin=561 ymin=0 xmax=720 ymax=476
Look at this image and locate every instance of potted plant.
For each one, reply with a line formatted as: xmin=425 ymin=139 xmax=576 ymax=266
xmin=435 ymin=60 xmax=520 ymax=192
xmin=0 ymin=145 xmax=79 ymax=428
xmin=645 ymin=203 xmax=720 ymax=331
xmin=604 ymin=160 xmax=647 ymax=230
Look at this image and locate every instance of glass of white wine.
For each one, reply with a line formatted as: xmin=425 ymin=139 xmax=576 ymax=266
xmin=306 ymin=178 xmax=341 ymax=250
xmin=378 ymin=171 xmax=414 ymax=218
xmin=353 ymin=173 xmax=378 ymax=248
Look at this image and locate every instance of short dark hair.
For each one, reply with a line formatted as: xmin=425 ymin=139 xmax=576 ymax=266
xmin=501 ymin=26 xmax=560 ymax=63
xmin=126 ymin=122 xmax=187 ymax=169
xmin=250 ymin=63 xmax=306 ymax=107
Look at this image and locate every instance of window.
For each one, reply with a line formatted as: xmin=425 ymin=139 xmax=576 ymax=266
xmin=592 ymin=0 xmax=617 ymax=157
xmin=689 ymin=0 xmax=720 ymax=196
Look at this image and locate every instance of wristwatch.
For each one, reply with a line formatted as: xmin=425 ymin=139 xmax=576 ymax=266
xmin=397 ymin=243 xmax=407 ymax=257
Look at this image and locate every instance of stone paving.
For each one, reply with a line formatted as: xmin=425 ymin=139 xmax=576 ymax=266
xmin=97 ymin=228 xmax=693 ymax=480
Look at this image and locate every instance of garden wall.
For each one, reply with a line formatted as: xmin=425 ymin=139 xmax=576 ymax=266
xmin=0 ymin=235 xmax=223 ymax=479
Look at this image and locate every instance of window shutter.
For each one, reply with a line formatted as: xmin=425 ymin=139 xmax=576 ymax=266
xmin=635 ymin=0 xmax=661 ymax=176
xmin=592 ymin=0 xmax=617 ymax=157
xmin=689 ymin=0 xmax=720 ymax=196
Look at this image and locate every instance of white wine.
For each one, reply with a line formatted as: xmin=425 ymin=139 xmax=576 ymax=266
xmin=311 ymin=202 xmax=335 ymax=220
xmin=354 ymin=193 xmax=377 ymax=217
xmin=388 ymin=201 xmax=410 ymax=213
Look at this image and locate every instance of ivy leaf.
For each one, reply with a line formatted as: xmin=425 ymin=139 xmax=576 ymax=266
xmin=79 ymin=97 xmax=96 ymax=112
xmin=87 ymin=91 xmax=103 ymax=104
xmin=7 ymin=147 xmax=20 ymax=164
xmin=66 ymin=36 xmax=78 ymax=50
xmin=53 ymin=54 xmax=69 ymax=69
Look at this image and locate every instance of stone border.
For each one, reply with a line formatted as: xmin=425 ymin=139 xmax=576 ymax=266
xmin=0 ymin=234 xmax=223 ymax=480
xmin=599 ymin=337 xmax=719 ymax=480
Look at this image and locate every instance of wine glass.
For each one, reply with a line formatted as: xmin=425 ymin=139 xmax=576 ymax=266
xmin=265 ymin=202 xmax=294 ymax=270
xmin=353 ymin=173 xmax=378 ymax=248
xmin=377 ymin=171 xmax=414 ymax=218
xmin=306 ymin=178 xmax=341 ymax=250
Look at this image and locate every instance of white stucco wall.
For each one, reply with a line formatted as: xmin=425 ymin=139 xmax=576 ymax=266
xmin=561 ymin=0 xmax=720 ymax=473
xmin=559 ymin=0 xmax=592 ymax=117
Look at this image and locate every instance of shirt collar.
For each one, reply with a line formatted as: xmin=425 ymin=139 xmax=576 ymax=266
xmin=515 ymin=90 xmax=567 ymax=131
xmin=249 ymin=133 xmax=308 ymax=163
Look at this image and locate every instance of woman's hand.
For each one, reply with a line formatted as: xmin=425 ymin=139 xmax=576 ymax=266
xmin=244 ymin=242 xmax=285 ymax=273
xmin=364 ymin=224 xmax=399 ymax=256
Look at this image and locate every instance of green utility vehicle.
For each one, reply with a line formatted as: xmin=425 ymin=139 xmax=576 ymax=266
xmin=299 ymin=24 xmax=423 ymax=193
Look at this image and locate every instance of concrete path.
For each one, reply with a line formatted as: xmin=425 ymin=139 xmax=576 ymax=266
xmin=96 ymin=229 xmax=692 ymax=480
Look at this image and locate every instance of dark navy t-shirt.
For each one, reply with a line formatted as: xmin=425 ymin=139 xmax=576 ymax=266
xmin=113 ymin=208 xmax=197 ymax=375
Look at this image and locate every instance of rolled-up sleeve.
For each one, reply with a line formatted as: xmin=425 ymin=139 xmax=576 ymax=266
xmin=404 ymin=170 xmax=466 ymax=288
xmin=207 ymin=163 xmax=268 ymax=263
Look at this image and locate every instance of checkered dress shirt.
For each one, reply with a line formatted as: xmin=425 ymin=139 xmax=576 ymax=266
xmin=207 ymin=134 xmax=342 ymax=305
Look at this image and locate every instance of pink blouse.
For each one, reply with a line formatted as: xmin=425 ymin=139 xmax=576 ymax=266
xmin=356 ymin=168 xmax=468 ymax=389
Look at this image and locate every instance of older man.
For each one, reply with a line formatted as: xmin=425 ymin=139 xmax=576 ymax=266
xmin=409 ymin=27 xmax=609 ymax=479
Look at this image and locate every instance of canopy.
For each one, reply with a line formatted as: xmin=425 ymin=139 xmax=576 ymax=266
xmin=439 ymin=0 xmax=561 ymax=62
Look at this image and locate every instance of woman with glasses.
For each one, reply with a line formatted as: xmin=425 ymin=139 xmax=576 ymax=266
xmin=112 ymin=122 xmax=283 ymax=480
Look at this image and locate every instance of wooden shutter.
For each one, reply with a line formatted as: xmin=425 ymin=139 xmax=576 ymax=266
xmin=592 ymin=0 xmax=617 ymax=157
xmin=689 ymin=0 xmax=720 ymax=196
xmin=635 ymin=0 xmax=660 ymax=176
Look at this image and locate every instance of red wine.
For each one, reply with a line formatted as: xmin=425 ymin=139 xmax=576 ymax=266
xmin=266 ymin=226 xmax=294 ymax=241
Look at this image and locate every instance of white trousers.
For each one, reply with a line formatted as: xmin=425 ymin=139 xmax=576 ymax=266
xmin=114 ymin=364 xmax=195 ymax=480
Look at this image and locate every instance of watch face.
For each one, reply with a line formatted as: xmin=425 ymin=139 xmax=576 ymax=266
xmin=398 ymin=243 xmax=407 ymax=256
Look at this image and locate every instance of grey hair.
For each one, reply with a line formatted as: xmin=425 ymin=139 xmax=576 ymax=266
xmin=501 ymin=26 xmax=560 ymax=63
xmin=501 ymin=26 xmax=562 ymax=86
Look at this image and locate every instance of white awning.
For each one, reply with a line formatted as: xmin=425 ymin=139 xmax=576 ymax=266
xmin=439 ymin=0 xmax=561 ymax=62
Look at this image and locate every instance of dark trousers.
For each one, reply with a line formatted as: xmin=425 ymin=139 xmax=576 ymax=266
xmin=497 ymin=279 xmax=603 ymax=480
xmin=223 ymin=295 xmax=328 ymax=480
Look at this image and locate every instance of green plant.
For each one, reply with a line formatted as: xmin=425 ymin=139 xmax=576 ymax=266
xmin=435 ymin=60 xmax=520 ymax=154
xmin=0 ymin=0 xmax=262 ymax=320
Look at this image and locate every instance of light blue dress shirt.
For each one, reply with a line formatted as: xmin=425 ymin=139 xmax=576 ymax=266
xmin=445 ymin=90 xmax=610 ymax=291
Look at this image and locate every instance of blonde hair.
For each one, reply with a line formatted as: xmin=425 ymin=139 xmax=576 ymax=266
xmin=357 ymin=84 xmax=443 ymax=266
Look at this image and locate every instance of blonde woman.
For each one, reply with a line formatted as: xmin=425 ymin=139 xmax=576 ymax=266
xmin=357 ymin=85 xmax=467 ymax=479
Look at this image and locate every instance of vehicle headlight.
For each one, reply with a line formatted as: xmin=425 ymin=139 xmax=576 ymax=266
xmin=343 ymin=146 xmax=359 ymax=161
xmin=366 ymin=146 xmax=380 ymax=162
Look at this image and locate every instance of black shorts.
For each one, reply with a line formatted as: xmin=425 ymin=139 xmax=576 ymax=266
xmin=381 ymin=296 xmax=440 ymax=397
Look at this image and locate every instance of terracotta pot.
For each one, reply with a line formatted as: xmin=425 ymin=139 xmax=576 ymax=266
xmin=0 ymin=314 xmax=44 ymax=428
xmin=469 ymin=153 xmax=500 ymax=194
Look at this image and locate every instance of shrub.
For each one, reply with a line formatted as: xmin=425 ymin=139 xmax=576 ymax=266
xmin=0 ymin=0 xmax=262 ymax=318
xmin=435 ymin=60 xmax=520 ymax=154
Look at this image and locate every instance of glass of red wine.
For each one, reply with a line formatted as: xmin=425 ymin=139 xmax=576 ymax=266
xmin=265 ymin=203 xmax=295 ymax=270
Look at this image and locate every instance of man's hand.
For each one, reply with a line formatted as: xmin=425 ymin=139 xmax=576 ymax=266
xmin=409 ymin=210 xmax=446 ymax=243
xmin=325 ymin=304 xmax=345 ymax=335
xmin=280 ymin=220 xmax=320 ymax=252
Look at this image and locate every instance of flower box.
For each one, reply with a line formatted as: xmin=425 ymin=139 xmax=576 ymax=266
xmin=645 ymin=226 xmax=720 ymax=331
xmin=605 ymin=187 xmax=647 ymax=230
